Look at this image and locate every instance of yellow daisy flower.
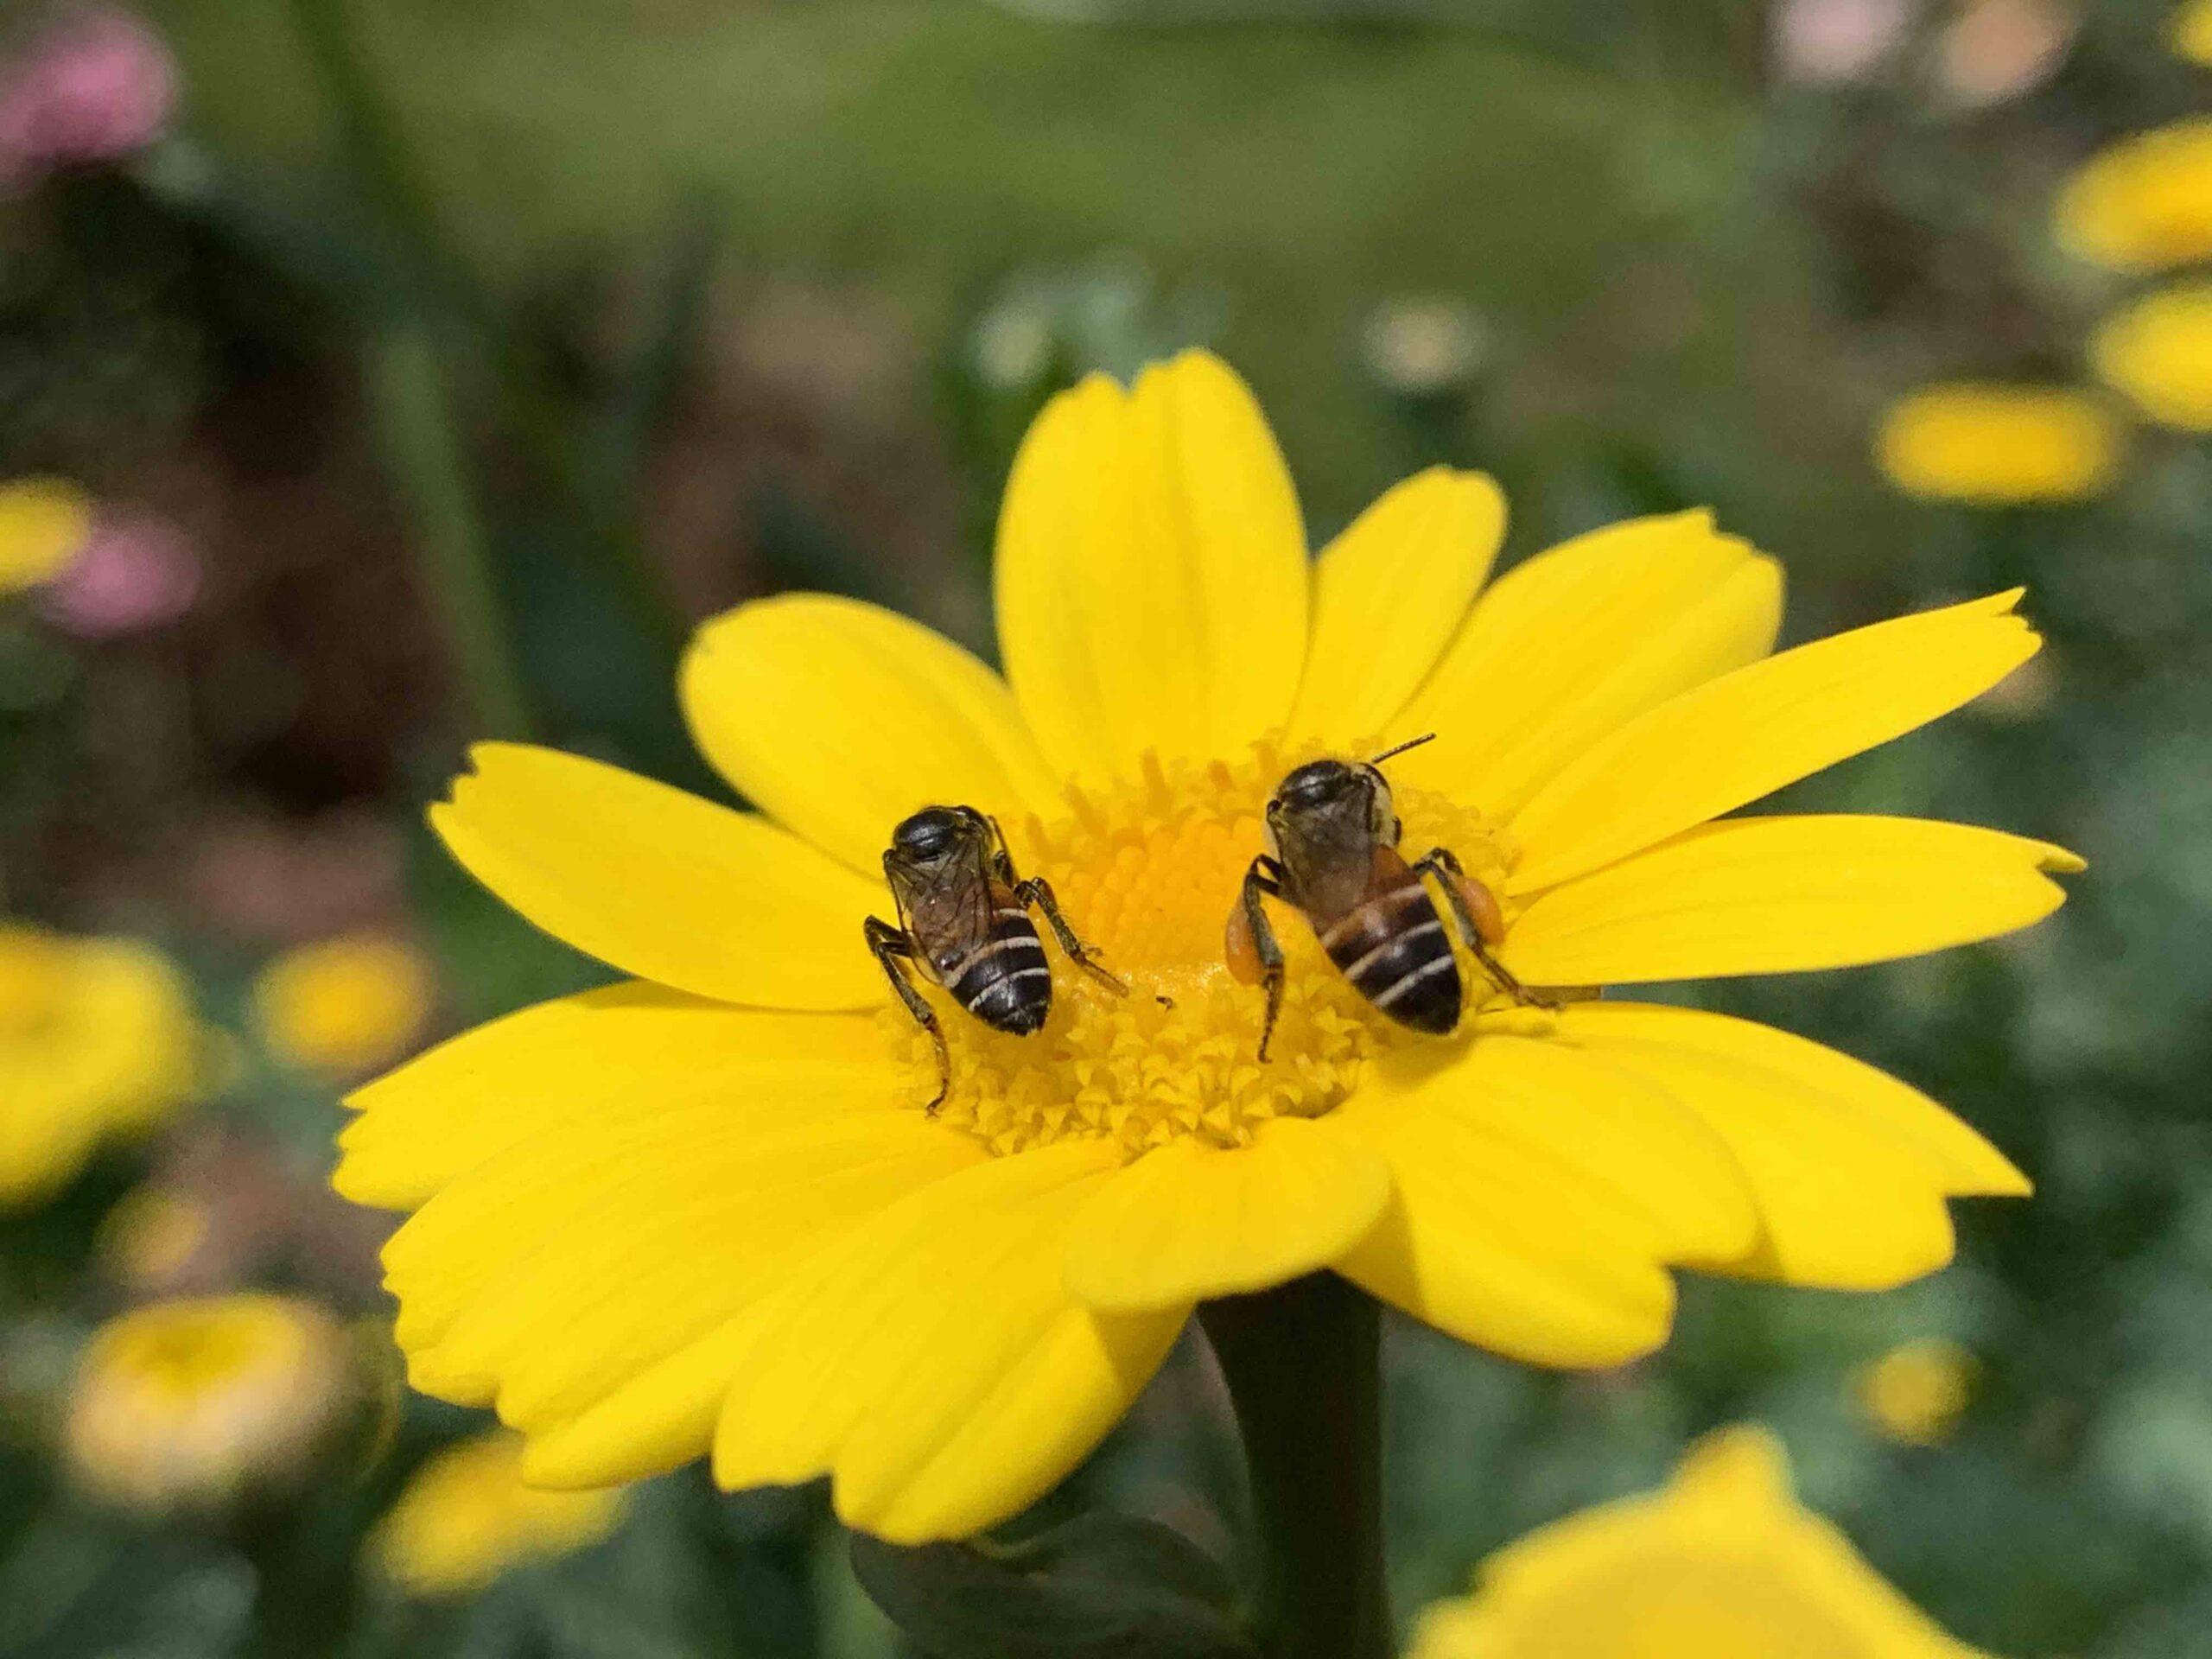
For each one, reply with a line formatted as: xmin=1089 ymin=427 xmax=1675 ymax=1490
xmin=1406 ymin=1425 xmax=1995 ymax=1658
xmin=2090 ymin=281 xmax=2212 ymax=431
xmin=1854 ymin=1338 xmax=1977 ymax=1447
xmin=1 ymin=924 xmax=200 ymax=1207
xmin=2054 ymin=118 xmax=2212 ymax=274
xmin=0 ymin=477 xmax=93 ymax=594
xmin=252 ymin=933 xmax=435 ymax=1077
xmin=338 ymin=351 xmax=2073 ymax=1546
xmin=1873 ymin=384 xmax=2123 ymax=505
xmin=369 ymin=1432 xmax=625 ymax=1598
xmin=65 ymin=1294 xmax=353 ymax=1513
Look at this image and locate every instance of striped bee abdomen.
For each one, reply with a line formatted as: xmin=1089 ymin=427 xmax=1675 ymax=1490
xmin=1318 ymin=879 xmax=1462 ymax=1035
xmin=947 ymin=907 xmax=1053 ymax=1035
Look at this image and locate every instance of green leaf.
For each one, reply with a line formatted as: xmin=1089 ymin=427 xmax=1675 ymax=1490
xmin=849 ymin=1515 xmax=1259 ymax=1659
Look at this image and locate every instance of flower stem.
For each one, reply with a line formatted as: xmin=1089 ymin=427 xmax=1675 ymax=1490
xmin=366 ymin=327 xmax=534 ymax=741
xmin=283 ymin=0 xmax=486 ymax=330
xmin=1198 ymin=1272 xmax=1392 ymax=1659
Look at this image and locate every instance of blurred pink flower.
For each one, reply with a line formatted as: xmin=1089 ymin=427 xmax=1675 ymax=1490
xmin=1773 ymin=0 xmax=1916 ymax=85
xmin=35 ymin=510 xmax=199 ymax=638
xmin=0 ymin=5 xmax=175 ymax=189
xmin=1938 ymin=0 xmax=2077 ymax=109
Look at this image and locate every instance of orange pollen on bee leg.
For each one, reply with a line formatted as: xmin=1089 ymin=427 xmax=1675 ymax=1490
xmin=1446 ymin=867 xmax=1506 ymax=946
xmin=1223 ymin=898 xmax=1266 ymax=987
xmin=874 ymin=741 xmax=1524 ymax=1160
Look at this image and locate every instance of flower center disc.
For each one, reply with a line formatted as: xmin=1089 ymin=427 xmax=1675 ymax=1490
xmin=882 ymin=742 xmax=1518 ymax=1159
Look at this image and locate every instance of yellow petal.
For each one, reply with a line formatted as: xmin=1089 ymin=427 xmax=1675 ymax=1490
xmin=380 ymin=1096 xmax=936 ymax=1353
xmin=995 ymin=352 xmax=1308 ymax=787
xmin=1062 ymin=1116 xmax=1390 ymax=1313
xmin=1549 ymin=1003 xmax=1986 ymax=1288
xmin=463 ymin=1119 xmax=976 ymax=1433
xmin=337 ymin=985 xmax=900 ymax=1209
xmin=1285 ymin=468 xmax=1504 ymax=747
xmin=710 ymin=1139 xmax=1183 ymax=1543
xmin=1554 ymin=1001 xmax=2024 ymax=1197
xmin=1504 ymin=815 xmax=2079 ymax=986
xmin=1507 ymin=591 xmax=2041 ymax=893
xmin=680 ymin=594 xmax=1063 ymax=874
xmin=1373 ymin=1036 xmax=1761 ymax=1261
xmin=524 ymin=1302 xmax=763 ymax=1490
xmin=385 ymin=1096 xmax=980 ymax=1435
xmin=430 ymin=743 xmax=885 ymax=1009
xmin=1331 ymin=1035 xmax=1758 ymax=1368
xmin=1336 ymin=1161 xmax=1676 ymax=1370
xmin=1387 ymin=512 xmax=1782 ymax=818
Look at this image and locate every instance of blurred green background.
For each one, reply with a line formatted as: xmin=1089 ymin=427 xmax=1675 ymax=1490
xmin=3 ymin=1 xmax=2209 ymax=1655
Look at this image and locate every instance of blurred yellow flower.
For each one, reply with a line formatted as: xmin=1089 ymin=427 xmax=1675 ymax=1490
xmin=0 ymin=477 xmax=92 ymax=593
xmin=370 ymin=1432 xmax=624 ymax=1597
xmin=1874 ymin=384 xmax=2122 ymax=505
xmin=1408 ymin=1426 xmax=1995 ymax=1659
xmin=340 ymin=352 xmax=2069 ymax=1543
xmin=2054 ymin=119 xmax=2212 ymax=273
xmin=65 ymin=1294 xmax=351 ymax=1512
xmin=2173 ymin=0 xmax=2212 ymax=65
xmin=1855 ymin=1338 xmax=1977 ymax=1446
xmin=0 ymin=925 xmax=199 ymax=1207
xmin=254 ymin=935 xmax=433 ymax=1076
xmin=97 ymin=1184 xmax=213 ymax=1292
xmin=2090 ymin=281 xmax=2212 ymax=430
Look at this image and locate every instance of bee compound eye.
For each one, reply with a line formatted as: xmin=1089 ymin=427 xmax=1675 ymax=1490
xmin=893 ymin=806 xmax=967 ymax=861
xmin=1280 ymin=759 xmax=1353 ymax=810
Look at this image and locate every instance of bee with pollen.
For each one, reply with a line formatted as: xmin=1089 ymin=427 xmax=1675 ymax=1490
xmin=1226 ymin=735 xmax=1553 ymax=1059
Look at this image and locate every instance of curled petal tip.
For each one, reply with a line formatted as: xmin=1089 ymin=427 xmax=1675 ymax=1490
xmin=2037 ymin=842 xmax=2088 ymax=876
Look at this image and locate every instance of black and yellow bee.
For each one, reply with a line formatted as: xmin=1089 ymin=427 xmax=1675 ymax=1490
xmin=866 ymin=805 xmax=1126 ymax=1111
xmin=1225 ymin=736 xmax=1546 ymax=1059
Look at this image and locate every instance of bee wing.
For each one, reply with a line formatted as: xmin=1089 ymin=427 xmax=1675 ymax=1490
xmin=906 ymin=853 xmax=998 ymax=979
xmin=1294 ymin=835 xmax=1412 ymax=931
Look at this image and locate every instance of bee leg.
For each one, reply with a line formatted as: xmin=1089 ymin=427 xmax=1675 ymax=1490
xmin=982 ymin=816 xmax=1129 ymax=996
xmin=1414 ymin=848 xmax=1560 ymax=1012
xmin=865 ymin=916 xmax=952 ymax=1113
xmin=1232 ymin=857 xmax=1288 ymax=1063
xmin=984 ymin=815 xmax=1020 ymax=884
xmin=1012 ymin=875 xmax=1130 ymax=997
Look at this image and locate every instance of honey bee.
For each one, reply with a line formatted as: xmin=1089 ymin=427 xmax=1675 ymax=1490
xmin=1225 ymin=735 xmax=1548 ymax=1059
xmin=866 ymin=805 xmax=1127 ymax=1111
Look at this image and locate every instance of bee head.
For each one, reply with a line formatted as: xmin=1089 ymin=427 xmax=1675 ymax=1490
xmin=891 ymin=805 xmax=985 ymax=865
xmin=1263 ymin=736 xmax=1433 ymax=861
xmin=1266 ymin=759 xmax=1395 ymax=855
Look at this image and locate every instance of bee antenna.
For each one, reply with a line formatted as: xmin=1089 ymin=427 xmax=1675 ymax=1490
xmin=1365 ymin=733 xmax=1437 ymax=767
